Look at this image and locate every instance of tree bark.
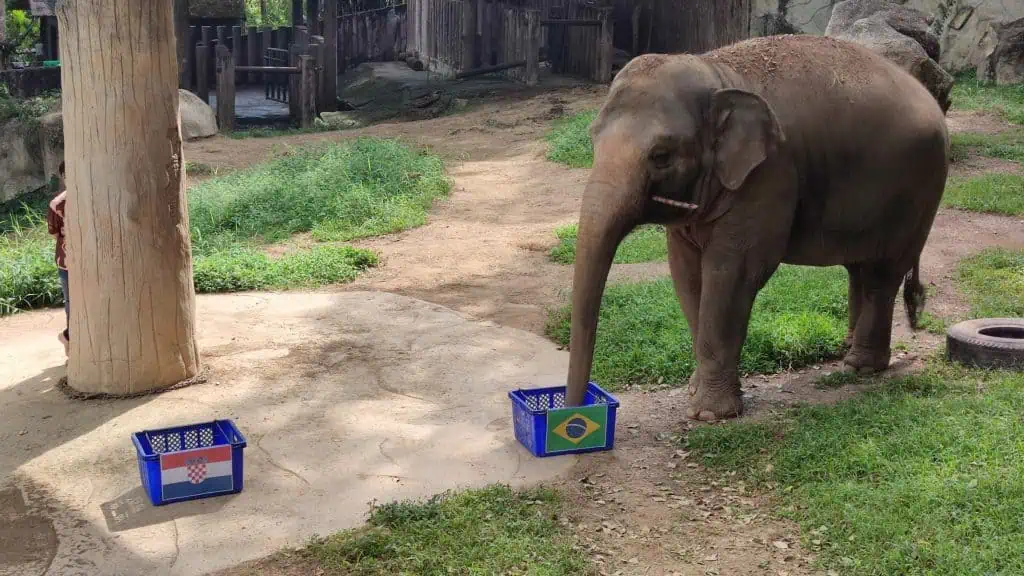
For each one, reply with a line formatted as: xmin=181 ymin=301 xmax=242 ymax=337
xmin=56 ymin=0 xmax=201 ymax=395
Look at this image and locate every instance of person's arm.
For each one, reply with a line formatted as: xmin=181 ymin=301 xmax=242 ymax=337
xmin=47 ymin=191 xmax=66 ymax=235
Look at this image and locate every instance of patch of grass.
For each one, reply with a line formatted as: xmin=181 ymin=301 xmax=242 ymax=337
xmin=951 ymin=70 xmax=1024 ymax=125
xmin=942 ymin=174 xmax=1024 ymax=216
xmin=0 ymin=186 xmax=53 ymax=234
xmin=0 ymin=215 xmax=61 ymax=316
xmin=188 ymin=138 xmax=449 ymax=253
xmin=815 ymin=370 xmax=861 ymax=389
xmin=545 ymin=109 xmax=597 ymax=168
xmin=192 ymin=245 xmax=378 ymax=293
xmin=549 ymin=223 xmax=668 ymax=265
xmin=685 ymin=361 xmax=1024 ymax=576
xmin=918 ymin=311 xmax=949 ymax=335
xmin=950 ymin=130 xmax=1024 ymax=164
xmin=545 ymin=265 xmax=848 ymax=389
xmin=956 ymin=247 xmax=1024 ymax=318
xmin=185 ymin=162 xmax=218 ymax=176
xmin=0 ymin=138 xmax=447 ymax=315
xmin=306 ymin=484 xmax=592 ymax=575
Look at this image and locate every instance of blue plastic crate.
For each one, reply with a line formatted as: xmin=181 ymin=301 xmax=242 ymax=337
xmin=509 ymin=382 xmax=620 ymax=457
xmin=131 ymin=419 xmax=247 ymax=506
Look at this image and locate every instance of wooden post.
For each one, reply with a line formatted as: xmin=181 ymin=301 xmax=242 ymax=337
xmin=185 ymin=25 xmax=198 ymax=89
xmin=307 ymin=0 xmax=321 ymax=36
xmin=289 ymin=45 xmax=302 ymax=120
xmin=216 ymin=25 xmax=228 ymax=50
xmin=298 ymin=54 xmax=316 ymax=128
xmin=295 ymin=26 xmax=310 ymax=51
xmin=310 ymin=36 xmax=327 ymax=112
xmin=525 ymin=10 xmax=540 ymax=86
xmin=247 ymin=26 xmax=259 ymax=82
xmin=461 ymin=0 xmax=478 ymax=71
xmin=631 ymin=4 xmax=642 ymax=57
xmin=201 ymin=26 xmax=213 ymax=87
xmin=195 ymin=42 xmax=209 ymax=102
xmin=174 ymin=0 xmax=189 ymax=88
xmin=232 ymin=26 xmax=242 ymax=67
xmin=216 ymin=44 xmax=235 ymax=132
xmin=55 ymin=0 xmax=200 ymax=394
xmin=597 ymin=8 xmax=613 ymax=83
xmin=323 ymin=0 xmax=339 ymax=112
xmin=547 ymin=6 xmax=564 ymax=73
xmin=293 ymin=0 xmax=304 ymax=25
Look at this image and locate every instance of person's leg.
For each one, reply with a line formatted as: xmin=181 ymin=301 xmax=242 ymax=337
xmin=59 ymin=268 xmax=69 ymax=342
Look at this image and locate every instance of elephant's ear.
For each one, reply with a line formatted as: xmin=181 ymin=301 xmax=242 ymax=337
xmin=710 ymin=88 xmax=785 ymax=191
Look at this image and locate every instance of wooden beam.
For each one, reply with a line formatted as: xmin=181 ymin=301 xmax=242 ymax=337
xmin=215 ymin=44 xmax=235 ymax=132
xmin=246 ymin=25 xmax=259 ymax=82
xmin=292 ymin=0 xmax=304 ymax=25
xmin=322 ymin=0 xmax=338 ymax=112
xmin=540 ymin=19 xmax=601 ymax=26
xmin=525 ymin=10 xmax=540 ymax=86
xmin=195 ymin=42 xmax=209 ymax=102
xmin=597 ymin=8 xmax=613 ymax=83
xmin=298 ymin=54 xmax=317 ymax=128
xmin=236 ymin=65 xmax=300 ymax=73
xmin=461 ymin=0 xmax=477 ymax=71
xmin=232 ymin=26 xmax=242 ymax=67
xmin=454 ymin=59 xmax=525 ymax=79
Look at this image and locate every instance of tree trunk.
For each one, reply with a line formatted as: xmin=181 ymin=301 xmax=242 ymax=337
xmin=56 ymin=0 xmax=201 ymax=395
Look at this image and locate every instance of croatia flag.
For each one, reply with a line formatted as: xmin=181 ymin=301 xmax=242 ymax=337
xmin=160 ymin=445 xmax=234 ymax=502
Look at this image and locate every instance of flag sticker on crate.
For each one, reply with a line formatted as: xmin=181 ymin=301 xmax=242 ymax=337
xmin=159 ymin=445 xmax=234 ymax=502
xmin=545 ymin=404 xmax=609 ymax=454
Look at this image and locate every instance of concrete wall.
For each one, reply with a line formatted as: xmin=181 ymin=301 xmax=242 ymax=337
xmin=749 ymin=0 xmax=1024 ymax=73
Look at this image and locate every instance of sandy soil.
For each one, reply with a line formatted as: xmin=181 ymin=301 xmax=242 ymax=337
xmin=3 ymin=78 xmax=1022 ymax=576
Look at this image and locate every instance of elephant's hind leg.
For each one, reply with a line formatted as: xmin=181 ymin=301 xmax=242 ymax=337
xmin=843 ymin=261 xmax=902 ymax=374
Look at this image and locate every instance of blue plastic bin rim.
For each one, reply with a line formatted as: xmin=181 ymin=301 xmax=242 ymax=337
xmin=508 ymin=381 xmax=620 ymax=411
xmin=132 ymin=419 xmax=247 ymax=462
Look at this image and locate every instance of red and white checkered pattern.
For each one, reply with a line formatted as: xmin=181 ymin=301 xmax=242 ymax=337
xmin=187 ymin=462 xmax=207 ymax=484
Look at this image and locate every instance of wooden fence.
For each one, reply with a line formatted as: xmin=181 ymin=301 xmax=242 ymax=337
xmin=406 ymin=0 xmax=611 ymax=84
xmin=341 ymin=5 xmax=409 ymax=68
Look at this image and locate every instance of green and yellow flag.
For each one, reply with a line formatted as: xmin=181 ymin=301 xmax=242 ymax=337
xmin=545 ymin=404 xmax=609 ymax=453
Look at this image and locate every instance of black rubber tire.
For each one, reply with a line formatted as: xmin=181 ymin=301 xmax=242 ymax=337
xmin=946 ymin=318 xmax=1024 ymax=370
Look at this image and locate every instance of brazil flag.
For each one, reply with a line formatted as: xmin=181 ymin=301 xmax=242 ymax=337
xmin=545 ymin=404 xmax=609 ymax=453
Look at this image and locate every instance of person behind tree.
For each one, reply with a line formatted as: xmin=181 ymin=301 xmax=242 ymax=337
xmin=47 ymin=161 xmax=69 ymax=355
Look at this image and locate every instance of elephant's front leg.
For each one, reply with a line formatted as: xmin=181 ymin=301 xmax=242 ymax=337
xmin=667 ymin=227 xmax=702 ymax=342
xmin=686 ymin=243 xmax=784 ymax=421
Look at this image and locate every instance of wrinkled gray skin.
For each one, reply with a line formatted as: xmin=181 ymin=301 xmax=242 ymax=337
xmin=564 ymin=34 xmax=949 ymax=420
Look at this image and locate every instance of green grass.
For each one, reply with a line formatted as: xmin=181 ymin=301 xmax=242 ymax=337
xmin=188 ymin=138 xmax=449 ymax=253
xmin=0 ymin=138 xmax=449 ymax=315
xmin=950 ymin=130 xmax=1024 ymax=164
xmin=545 ymin=265 xmax=849 ymax=389
xmin=942 ymin=174 xmax=1024 ymax=216
xmin=0 ymin=85 xmax=60 ymax=125
xmin=545 ymin=110 xmax=597 ymax=168
xmin=549 ymin=223 xmax=668 ymax=264
xmin=685 ymin=361 xmax=1024 ymax=576
xmin=950 ymin=70 xmax=1024 ymax=125
xmin=304 ymin=484 xmax=592 ymax=575
xmin=956 ymin=248 xmax=1024 ymax=318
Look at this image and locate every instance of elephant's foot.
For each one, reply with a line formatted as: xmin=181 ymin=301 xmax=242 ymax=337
xmin=842 ymin=345 xmax=891 ymax=375
xmin=686 ymin=373 xmax=743 ymax=422
xmin=843 ymin=330 xmax=855 ymax=349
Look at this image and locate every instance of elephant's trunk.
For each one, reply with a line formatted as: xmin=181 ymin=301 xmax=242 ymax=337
xmin=565 ymin=168 xmax=645 ymax=406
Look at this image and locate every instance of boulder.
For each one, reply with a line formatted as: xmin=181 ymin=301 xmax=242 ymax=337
xmin=978 ymin=17 xmax=1024 ymax=85
xmin=825 ymin=0 xmax=953 ymax=113
xmin=0 ymin=119 xmax=45 ymax=203
xmin=903 ymin=0 xmax=1024 ymax=77
xmin=178 ymin=89 xmax=217 ymax=140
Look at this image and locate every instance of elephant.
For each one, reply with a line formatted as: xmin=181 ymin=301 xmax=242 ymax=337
xmin=563 ymin=34 xmax=950 ymax=421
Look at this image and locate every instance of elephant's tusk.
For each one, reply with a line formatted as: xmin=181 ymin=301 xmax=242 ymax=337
xmin=652 ymin=196 xmax=699 ymax=210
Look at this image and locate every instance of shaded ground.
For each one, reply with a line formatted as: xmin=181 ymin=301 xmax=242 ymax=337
xmin=2 ymin=79 xmax=1023 ymax=576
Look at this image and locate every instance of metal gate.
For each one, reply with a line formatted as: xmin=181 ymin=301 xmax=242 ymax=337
xmin=264 ymin=48 xmax=291 ymax=103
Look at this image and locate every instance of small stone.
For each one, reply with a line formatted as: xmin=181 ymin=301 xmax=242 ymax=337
xmin=772 ymin=540 xmax=790 ymax=550
xmin=628 ymin=557 xmax=639 ymax=564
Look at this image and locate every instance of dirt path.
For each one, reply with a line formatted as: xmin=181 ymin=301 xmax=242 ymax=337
xmin=186 ymin=98 xmax=1023 ymax=576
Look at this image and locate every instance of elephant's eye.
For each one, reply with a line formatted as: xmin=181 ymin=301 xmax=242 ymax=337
xmin=649 ymin=149 xmax=673 ymax=170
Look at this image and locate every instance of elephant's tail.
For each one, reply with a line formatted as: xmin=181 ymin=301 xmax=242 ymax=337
xmin=903 ymin=261 xmax=927 ymax=330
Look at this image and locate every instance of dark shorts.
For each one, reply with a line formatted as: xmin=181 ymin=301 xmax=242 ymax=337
xmin=59 ymin=268 xmax=69 ymax=340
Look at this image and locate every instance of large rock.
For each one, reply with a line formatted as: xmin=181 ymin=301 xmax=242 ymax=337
xmin=0 ymin=119 xmax=45 ymax=203
xmin=178 ymin=89 xmax=217 ymax=140
xmin=826 ymin=0 xmax=953 ymax=113
xmin=978 ymin=17 xmax=1024 ymax=85
xmin=905 ymin=0 xmax=1024 ymax=76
